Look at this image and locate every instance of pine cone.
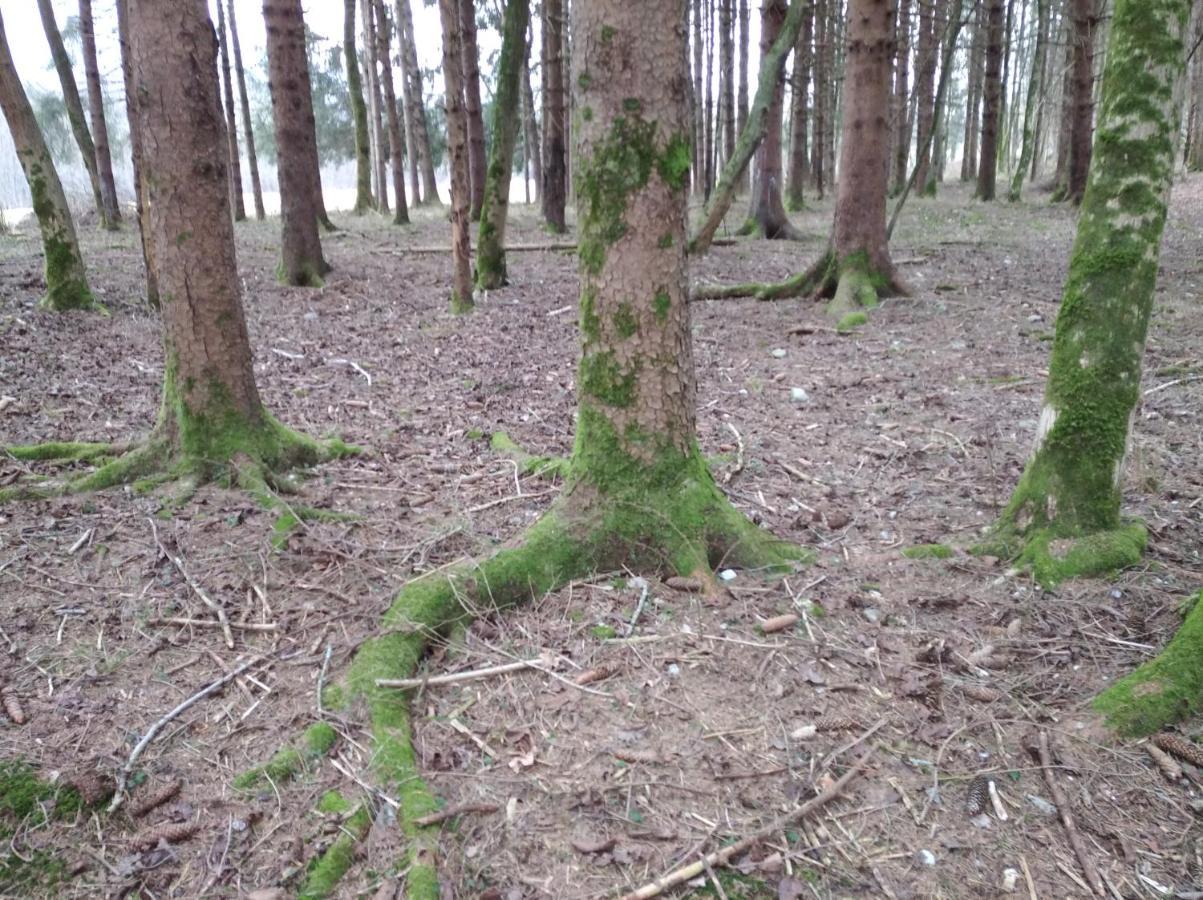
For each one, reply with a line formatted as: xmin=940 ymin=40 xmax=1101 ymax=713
xmin=1 ymin=688 xmax=26 ymax=725
xmin=1153 ymin=733 xmax=1203 ymax=768
xmin=67 ymin=770 xmax=114 ymax=806
xmin=131 ymin=780 xmax=182 ymax=818
xmin=961 ymin=684 xmax=1002 ymax=704
xmin=966 ymin=774 xmax=991 ymax=816
xmin=133 ymin=820 xmax=199 ymax=849
xmin=814 ymin=715 xmax=858 ymax=732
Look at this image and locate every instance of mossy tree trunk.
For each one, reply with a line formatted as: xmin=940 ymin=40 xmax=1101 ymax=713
xmin=460 ymin=0 xmax=487 ymax=221
xmin=374 ymin=0 xmax=409 ymax=225
xmin=437 ymin=0 xmax=473 ymax=313
xmin=891 ymin=0 xmax=912 ymax=194
xmin=541 ymin=0 xmax=567 ymax=232
xmin=345 ymin=0 xmax=375 ymax=214
xmin=786 ymin=1 xmax=813 ymax=210
xmin=0 ymin=12 xmax=94 ymax=312
xmin=228 ymin=0 xmax=266 ymax=220
xmin=1009 ymin=0 xmax=1048 ymax=201
xmin=395 ymin=0 xmax=440 ymax=205
xmin=264 ymin=0 xmax=331 ymax=286
xmin=115 ymin=0 xmax=158 ymax=307
xmin=78 ymin=0 xmax=122 ymax=229
xmin=984 ymin=0 xmax=1189 ymax=587
xmin=475 ymin=0 xmax=530 ymax=290
xmin=35 ymin=0 xmax=107 ymax=228
xmin=215 ymin=0 xmax=247 ymax=222
xmin=811 ymin=0 xmax=829 ymax=197
xmin=720 ymin=0 xmax=736 ymax=169
xmin=975 ymin=0 xmax=1004 ymax=199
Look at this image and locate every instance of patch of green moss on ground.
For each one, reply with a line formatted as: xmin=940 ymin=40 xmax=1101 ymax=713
xmin=837 ymin=311 xmax=868 ymax=333
xmin=233 ymin=721 xmax=337 ymax=791
xmin=316 ymin=790 xmax=352 ymax=815
xmin=902 ymin=543 xmax=954 ymax=560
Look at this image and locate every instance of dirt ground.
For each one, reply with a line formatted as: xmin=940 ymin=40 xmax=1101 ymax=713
xmin=0 ymin=176 xmax=1201 ymax=899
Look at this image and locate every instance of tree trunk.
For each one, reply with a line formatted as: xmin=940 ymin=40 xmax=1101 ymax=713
xmin=704 ymin=0 xmax=715 ymax=198
xmin=364 ymin=0 xmax=390 ymax=213
xmin=1066 ymin=0 xmax=1098 ymax=204
xmin=1189 ymin=27 xmax=1203 ymax=170
xmin=786 ymin=1 xmax=813 ymax=210
xmin=811 ymin=0 xmax=828 ymax=197
xmin=264 ymin=0 xmax=331 ymax=285
xmin=374 ymin=0 xmax=409 ymax=224
xmin=747 ymin=0 xmax=801 ymax=239
xmin=35 ymin=0 xmax=106 ymax=226
xmin=822 ymin=0 xmax=839 ymax=187
xmin=541 ymin=0 xmax=567 ymax=232
xmin=1009 ymin=0 xmax=1048 ymax=200
xmin=960 ymin=0 xmax=984 ymax=180
xmin=395 ymin=0 xmax=440 ymax=204
xmin=1002 ymin=0 xmax=1026 ymax=172
xmin=892 ymin=0 xmax=912 ymax=193
xmin=228 ymin=0 xmax=266 ymax=219
xmin=437 ymin=0 xmax=473 ymax=312
xmin=215 ymin=0 xmax=247 ymax=221
xmin=115 ymin=0 xmax=158 ymax=306
xmin=975 ymin=0 xmax=1004 ymax=199
xmin=693 ymin=0 xmax=705 ymax=193
xmin=78 ymin=0 xmax=122 ymax=229
xmin=987 ymin=0 xmax=1189 ymax=590
xmin=719 ymin=0 xmax=736 ymax=170
xmin=1052 ymin=6 xmax=1074 ymax=193
xmin=0 ymin=11 xmax=94 ymax=311
xmin=737 ymin=0 xmax=750 ymax=192
xmin=913 ymin=0 xmax=937 ymax=193
xmin=346 ymin=0 xmax=375 ymax=213
xmin=475 ymin=0 xmax=530 ymax=289
xmin=458 ymin=0 xmax=487 ymax=221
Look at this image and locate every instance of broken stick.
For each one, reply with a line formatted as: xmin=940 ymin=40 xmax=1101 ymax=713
xmin=1033 ymin=731 xmax=1105 ymax=897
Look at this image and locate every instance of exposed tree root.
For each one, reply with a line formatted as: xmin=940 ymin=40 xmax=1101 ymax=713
xmin=975 ymin=522 xmax=1147 ymax=589
xmin=489 ymin=431 xmax=569 ymax=480
xmin=692 ymin=253 xmax=832 ymax=302
xmin=232 ymin=722 xmax=339 ymax=792
xmin=298 ymin=793 xmax=373 ymax=900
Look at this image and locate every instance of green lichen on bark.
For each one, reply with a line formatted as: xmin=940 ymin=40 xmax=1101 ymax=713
xmin=1095 ymin=590 xmax=1203 ymax=735
xmin=25 ymin=159 xmax=95 ymax=312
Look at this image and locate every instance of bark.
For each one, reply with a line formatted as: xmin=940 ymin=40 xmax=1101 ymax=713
xmin=437 ymin=0 xmax=473 ymax=312
xmin=811 ymin=0 xmax=828 ymax=197
xmin=737 ymin=0 xmax=750 ymax=192
xmin=892 ymin=0 xmax=912 ymax=192
xmin=693 ymin=0 xmax=705 ymax=192
xmin=346 ymin=0 xmax=375 ymax=212
xmin=822 ymin=0 xmax=839 ymax=187
xmin=786 ymin=1 xmax=814 ymax=210
xmin=1052 ymin=5 xmax=1074 ymax=192
xmin=374 ymin=0 xmax=409 ymax=224
xmin=747 ymin=0 xmax=802 ymax=239
xmin=264 ymin=0 xmax=331 ymax=285
xmin=475 ymin=0 xmax=530 ymax=289
xmin=228 ymin=0 xmax=266 ymax=219
xmin=460 ymin=0 xmax=487 ymax=220
xmin=704 ymin=0 xmax=715 ymax=198
xmin=395 ymin=0 xmax=440 ymax=204
xmin=1002 ymin=0 xmax=1026 ymax=172
xmin=78 ymin=0 xmax=122 ymax=229
xmin=720 ymin=0 xmax=736 ymax=168
xmin=522 ymin=20 xmax=542 ymax=202
xmin=364 ymin=0 xmax=390 ymax=213
xmin=1066 ymin=0 xmax=1098 ymax=204
xmin=0 ymin=10 xmax=93 ymax=311
xmin=960 ymin=0 xmax=984 ymax=180
xmin=913 ymin=0 xmax=937 ymax=192
xmin=115 ymin=0 xmax=158 ymax=306
xmin=541 ymin=0 xmax=567 ymax=232
xmin=1189 ymin=27 xmax=1203 ymax=170
xmin=1009 ymin=0 xmax=1049 ymax=200
xmin=215 ymin=0 xmax=247 ymax=221
xmin=975 ymin=0 xmax=1004 ymax=199
xmin=987 ymin=0 xmax=1190 ymax=586
xmin=35 ymin=0 xmax=106 ymax=226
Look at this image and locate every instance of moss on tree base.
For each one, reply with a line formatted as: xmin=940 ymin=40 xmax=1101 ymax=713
xmin=1094 ymin=590 xmax=1203 ymax=736
xmin=976 ymin=523 xmax=1146 ymax=588
xmin=489 ymin=431 xmax=569 ymax=480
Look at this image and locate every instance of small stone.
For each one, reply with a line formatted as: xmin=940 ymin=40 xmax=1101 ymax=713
xmin=1026 ymin=794 xmax=1057 ymax=817
xmin=1001 ymin=868 xmax=1020 ymax=892
xmin=771 ymin=348 xmax=787 ymax=358
xmin=915 ymin=849 xmax=937 ymax=867
xmin=718 ymin=569 xmax=737 ymax=581
xmin=862 ymin=608 xmax=880 ymax=624
xmin=790 ymin=387 xmax=809 ymax=403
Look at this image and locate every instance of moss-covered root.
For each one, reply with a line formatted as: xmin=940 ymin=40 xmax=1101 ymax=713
xmin=1095 ymin=591 xmax=1203 ymax=736
xmin=2 ymin=441 xmax=124 ymax=463
xmin=297 ymin=795 xmax=373 ymax=900
xmin=978 ymin=523 xmax=1147 ymax=589
xmin=0 ymin=441 xmax=168 ymax=503
xmin=232 ymin=722 xmax=339 ymax=792
xmin=692 ymin=253 xmax=832 ymax=302
xmin=489 ymin=431 xmax=569 ymax=481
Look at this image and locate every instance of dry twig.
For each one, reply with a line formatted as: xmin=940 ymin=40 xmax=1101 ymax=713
xmin=1031 ymin=731 xmax=1105 ymax=896
xmin=149 ymin=518 xmax=234 ymax=649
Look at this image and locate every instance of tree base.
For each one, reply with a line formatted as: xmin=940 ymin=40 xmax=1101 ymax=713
xmin=1094 ymin=590 xmax=1203 ymax=736
xmin=975 ymin=523 xmax=1147 ymax=589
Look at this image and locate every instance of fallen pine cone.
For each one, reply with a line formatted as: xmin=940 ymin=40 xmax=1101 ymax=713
xmin=67 ymin=770 xmax=114 ymax=806
xmin=814 ymin=715 xmax=858 ymax=732
xmin=665 ymin=576 xmax=704 ymax=593
xmin=1 ymin=688 xmax=26 ymax=725
xmin=133 ymin=820 xmax=199 ymax=849
xmin=961 ymin=683 xmax=1002 ymax=704
xmin=575 ymin=666 xmax=615 ymax=686
xmin=131 ymin=780 xmax=182 ymax=818
xmin=1153 ymin=733 xmax=1203 ymax=768
xmin=965 ymin=774 xmax=991 ymax=816
xmin=1145 ymin=744 xmax=1183 ymax=783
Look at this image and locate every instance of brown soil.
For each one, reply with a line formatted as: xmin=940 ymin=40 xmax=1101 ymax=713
xmin=1 ymin=178 xmax=1201 ymax=899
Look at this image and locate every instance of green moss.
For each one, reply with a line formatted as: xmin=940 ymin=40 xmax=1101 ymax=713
xmin=0 ymin=761 xmax=85 ymax=824
xmin=316 ymin=790 xmax=352 ymax=815
xmin=490 ymin=431 xmax=569 ymax=480
xmin=902 ymin=543 xmax=954 ymax=560
xmin=450 ymin=289 xmax=474 ymax=315
xmin=297 ymin=804 xmax=371 ymax=899
xmin=652 ymin=289 xmax=671 ymax=322
xmin=2 ymin=441 xmax=114 ymax=462
xmin=613 ymin=302 xmax=637 ymax=338
xmin=581 ymin=106 xmax=593 ymax=122
xmin=232 ymin=721 xmax=338 ymax=791
xmin=578 ymin=73 xmax=593 ymax=90
xmin=836 ymin=311 xmax=868 ymax=333
xmin=1010 ymin=523 xmax=1147 ymax=588
xmin=1095 ymin=590 xmax=1203 ymax=735
xmin=600 ymin=24 xmax=616 ymax=43
xmin=578 ymin=351 xmax=637 ymax=407
xmin=657 ymin=233 xmax=674 ymax=249
xmin=590 ymin=624 xmax=617 ymax=640
xmin=0 ymin=847 xmax=66 ymax=895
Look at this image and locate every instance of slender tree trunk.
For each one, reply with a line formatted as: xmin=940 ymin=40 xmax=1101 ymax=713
xmin=1189 ymin=28 xmax=1203 ymax=170
xmin=693 ymin=0 xmax=705 ymax=192
xmin=561 ymin=9 xmax=572 ymax=202
xmin=36 ymin=0 xmax=106 ymax=225
xmin=976 ymin=0 xmax=1004 ymax=199
xmin=822 ymin=0 xmax=839 ymax=186
xmin=812 ymin=0 xmax=828 ymax=197
xmin=437 ymin=0 xmax=473 ymax=311
xmin=704 ymin=0 xmax=715 ymax=198
xmin=228 ymin=0 xmax=265 ymax=219
xmin=748 ymin=0 xmax=801 ymax=239
xmin=364 ymin=0 xmax=390 ymax=213
xmin=522 ymin=19 xmax=542 ymax=202
xmin=375 ymin=0 xmax=409 ymax=224
xmin=541 ymin=0 xmax=567 ymax=232
xmin=476 ymin=0 xmax=530 ymax=289
xmin=115 ymin=0 xmax=157 ymax=305
xmin=913 ymin=0 xmax=937 ymax=192
xmin=346 ymin=0 xmax=375 ymax=212
xmin=78 ymin=0 xmax=122 ymax=229
xmin=1052 ymin=5 xmax=1074 ymax=192
xmin=215 ymin=0 xmax=247 ymax=221
xmin=1066 ymin=0 xmax=1098 ymax=204
xmin=786 ymin=1 xmax=813 ymax=210
xmin=737 ymin=0 xmax=750 ymax=191
xmin=987 ymin=0 xmax=1189 ymax=589
xmin=459 ymin=0 xmax=487 ymax=221
xmin=0 ymin=11 xmax=94 ymax=311
xmin=395 ymin=0 xmax=440 ymax=204
xmin=1002 ymin=0 xmax=1027 ymax=172
xmin=892 ymin=0 xmax=913 ymax=192
xmin=961 ymin=0 xmax=984 ymax=180
xmin=1009 ymin=0 xmax=1048 ymax=199
xmin=264 ymin=0 xmax=331 ymax=285
xmin=720 ymin=0 xmax=736 ymax=170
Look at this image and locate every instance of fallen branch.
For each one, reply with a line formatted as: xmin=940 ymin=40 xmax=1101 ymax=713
xmin=413 ymin=801 xmax=499 ymax=827
xmin=383 ymin=238 xmax=739 ymax=256
xmin=150 ymin=617 xmax=277 ymax=632
xmin=375 ymin=654 xmax=554 ymax=690
xmin=722 ymin=422 xmax=744 ymax=485
xmin=619 ymin=749 xmax=872 ymax=900
xmin=1030 ymin=731 xmax=1105 ymax=897
xmin=109 ymin=656 xmax=261 ymax=813
xmin=149 ymin=518 xmax=234 ymax=650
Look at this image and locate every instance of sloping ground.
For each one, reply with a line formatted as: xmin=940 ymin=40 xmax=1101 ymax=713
xmin=0 ymin=177 xmax=1200 ymax=898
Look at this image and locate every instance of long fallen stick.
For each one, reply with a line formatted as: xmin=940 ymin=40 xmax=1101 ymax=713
xmin=1034 ymin=731 xmax=1105 ymax=897
xmin=619 ymin=749 xmax=873 ymax=900
xmin=375 ymin=655 xmax=552 ymax=690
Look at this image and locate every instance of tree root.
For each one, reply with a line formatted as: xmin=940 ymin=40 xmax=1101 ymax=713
xmin=692 ymin=253 xmax=833 ymax=302
xmin=1094 ymin=590 xmax=1203 ymax=736
xmin=298 ymin=796 xmax=373 ymax=900
xmin=232 ymin=722 xmax=339 ymax=792
xmin=975 ymin=523 xmax=1147 ymax=589
xmin=489 ymin=431 xmax=569 ymax=481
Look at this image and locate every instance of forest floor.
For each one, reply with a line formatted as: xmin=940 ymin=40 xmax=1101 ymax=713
xmin=0 ymin=177 xmax=1201 ymax=900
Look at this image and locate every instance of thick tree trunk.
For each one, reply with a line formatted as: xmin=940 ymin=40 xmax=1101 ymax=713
xmin=747 ymin=0 xmax=801 ymax=239
xmin=960 ymin=0 xmax=984 ymax=180
xmin=0 ymin=11 xmax=93 ymax=311
xmin=264 ymin=0 xmax=331 ymax=285
xmin=115 ymin=0 xmax=157 ymax=307
xmin=522 ymin=20 xmax=542 ymax=203
xmin=364 ymin=0 xmax=390 ymax=213
xmin=1189 ymin=32 xmax=1203 ymax=170
xmin=374 ymin=0 xmax=409 ymax=224
xmin=1009 ymin=0 xmax=1048 ymax=200
xmin=913 ymin=0 xmax=937 ymax=193
xmin=786 ymin=1 xmax=813 ymax=210
xmin=228 ymin=0 xmax=266 ymax=219
xmin=346 ymin=0 xmax=375 ymax=213
xmin=541 ymin=0 xmax=567 ymax=232
xmin=986 ymin=0 xmax=1189 ymax=587
xmin=35 ymin=0 xmax=106 ymax=226
xmin=811 ymin=0 xmax=828 ymax=197
xmin=1066 ymin=0 xmax=1097 ymax=204
xmin=215 ymin=0 xmax=247 ymax=222
xmin=975 ymin=0 xmax=1004 ymax=199
xmin=437 ymin=0 xmax=473 ymax=312
xmin=459 ymin=0 xmax=487 ymax=221
xmin=737 ymin=0 xmax=750 ymax=192
xmin=395 ymin=0 xmax=440 ymax=204
xmin=475 ymin=0 xmax=530 ymax=289
xmin=892 ymin=0 xmax=912 ymax=193
xmin=78 ymin=0 xmax=122 ymax=229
